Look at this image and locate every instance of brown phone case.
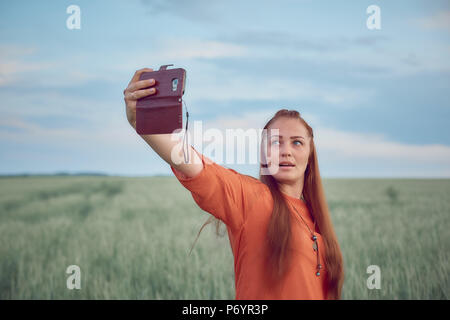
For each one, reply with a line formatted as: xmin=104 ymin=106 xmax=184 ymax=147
xmin=136 ymin=64 xmax=186 ymax=134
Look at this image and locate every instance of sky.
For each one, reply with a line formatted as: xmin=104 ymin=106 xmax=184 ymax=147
xmin=0 ymin=0 xmax=449 ymax=178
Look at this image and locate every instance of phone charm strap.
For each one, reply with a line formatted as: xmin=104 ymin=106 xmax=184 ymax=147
xmin=182 ymin=100 xmax=190 ymax=164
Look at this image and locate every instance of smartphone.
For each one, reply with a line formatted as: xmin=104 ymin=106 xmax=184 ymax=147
xmin=136 ymin=64 xmax=186 ymax=135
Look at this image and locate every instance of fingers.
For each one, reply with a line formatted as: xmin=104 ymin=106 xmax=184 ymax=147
xmin=128 ymin=68 xmax=154 ymax=86
xmin=124 ymin=67 xmax=156 ymax=102
xmin=125 ymin=88 xmax=156 ymax=101
xmin=127 ymin=78 xmax=155 ymax=93
xmin=124 ymin=79 xmax=156 ymax=101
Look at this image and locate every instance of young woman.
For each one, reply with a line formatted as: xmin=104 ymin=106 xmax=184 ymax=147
xmin=124 ymin=68 xmax=344 ymax=300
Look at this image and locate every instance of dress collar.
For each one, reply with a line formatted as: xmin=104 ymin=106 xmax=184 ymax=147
xmin=281 ymin=192 xmax=306 ymax=206
xmin=281 ymin=192 xmax=316 ymax=229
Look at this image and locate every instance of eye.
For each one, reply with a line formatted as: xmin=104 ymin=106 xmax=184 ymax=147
xmin=271 ymin=140 xmax=280 ymax=145
xmin=293 ymin=140 xmax=303 ymax=145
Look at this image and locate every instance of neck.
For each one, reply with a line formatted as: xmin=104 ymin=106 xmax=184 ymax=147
xmin=278 ymin=176 xmax=304 ymax=199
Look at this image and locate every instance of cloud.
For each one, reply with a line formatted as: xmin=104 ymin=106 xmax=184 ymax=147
xmin=0 ymin=44 xmax=115 ymax=88
xmin=155 ymin=37 xmax=249 ymax=60
xmin=214 ymin=29 xmax=448 ymax=78
xmin=0 ymin=90 xmax=137 ymax=150
xmin=416 ymin=11 xmax=450 ymax=31
xmin=140 ymin=0 xmax=226 ymax=23
xmin=186 ymin=68 xmax=374 ymax=107
xmin=189 ymin=110 xmax=450 ymax=168
xmin=0 ymin=111 xmax=139 ymax=151
xmin=314 ymin=127 xmax=450 ymax=165
xmin=111 ymin=39 xmax=374 ymax=107
xmin=2 ymin=105 xmax=449 ymax=177
xmin=0 ymin=45 xmax=53 ymax=86
xmin=105 ymin=37 xmax=250 ymax=77
xmin=218 ymin=30 xmax=389 ymax=52
xmin=0 ymin=45 xmax=36 ymax=58
xmin=0 ymin=115 xmax=91 ymax=148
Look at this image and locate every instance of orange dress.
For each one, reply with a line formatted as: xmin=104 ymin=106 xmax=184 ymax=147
xmin=170 ymin=147 xmax=328 ymax=300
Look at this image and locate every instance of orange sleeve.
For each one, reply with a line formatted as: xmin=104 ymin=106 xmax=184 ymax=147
xmin=170 ymin=146 xmax=247 ymax=233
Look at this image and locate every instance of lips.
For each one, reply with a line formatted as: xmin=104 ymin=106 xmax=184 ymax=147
xmin=279 ymin=161 xmax=295 ymax=167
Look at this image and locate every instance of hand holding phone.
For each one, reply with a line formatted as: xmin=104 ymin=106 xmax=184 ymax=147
xmin=136 ymin=64 xmax=186 ymax=135
xmin=123 ymin=67 xmax=156 ymax=130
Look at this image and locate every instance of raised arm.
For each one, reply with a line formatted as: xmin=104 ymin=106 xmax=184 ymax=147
xmin=123 ymin=67 xmax=203 ymax=178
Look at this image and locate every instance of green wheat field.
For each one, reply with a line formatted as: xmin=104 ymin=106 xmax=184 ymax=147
xmin=0 ymin=176 xmax=448 ymax=299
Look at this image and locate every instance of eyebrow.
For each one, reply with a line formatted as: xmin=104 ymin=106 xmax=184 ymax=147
xmin=271 ymin=135 xmax=305 ymax=140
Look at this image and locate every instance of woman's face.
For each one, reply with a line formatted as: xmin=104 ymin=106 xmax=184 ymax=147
xmin=265 ymin=117 xmax=311 ymax=183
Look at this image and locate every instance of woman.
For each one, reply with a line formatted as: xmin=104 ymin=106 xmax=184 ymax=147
xmin=124 ymin=68 xmax=344 ymax=300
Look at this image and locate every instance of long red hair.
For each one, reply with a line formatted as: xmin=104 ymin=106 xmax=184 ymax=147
xmin=260 ymin=109 xmax=344 ymax=299
xmin=189 ymin=109 xmax=344 ymax=299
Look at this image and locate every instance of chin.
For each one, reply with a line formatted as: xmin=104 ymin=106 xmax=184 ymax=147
xmin=273 ymin=170 xmax=303 ymax=182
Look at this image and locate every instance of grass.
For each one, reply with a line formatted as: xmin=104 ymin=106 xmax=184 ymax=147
xmin=0 ymin=176 xmax=448 ymax=299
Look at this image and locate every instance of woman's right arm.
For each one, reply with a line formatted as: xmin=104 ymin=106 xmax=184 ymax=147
xmin=123 ymin=68 xmax=203 ymax=178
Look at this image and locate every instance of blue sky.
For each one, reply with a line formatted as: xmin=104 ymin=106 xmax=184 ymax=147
xmin=0 ymin=0 xmax=449 ymax=178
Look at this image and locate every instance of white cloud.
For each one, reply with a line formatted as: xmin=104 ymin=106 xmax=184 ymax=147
xmin=187 ymin=110 xmax=450 ymax=168
xmin=202 ymin=109 xmax=320 ymax=131
xmin=0 ymin=47 xmax=106 ymax=88
xmin=0 ymin=45 xmax=53 ymax=86
xmin=108 ymin=37 xmax=249 ymax=74
xmin=0 ymin=44 xmax=127 ymax=88
xmin=0 ymin=44 xmax=37 ymax=58
xmin=314 ymin=127 xmax=450 ymax=165
xmin=157 ymin=38 xmax=249 ymax=60
xmin=2 ymin=108 xmax=449 ymax=177
xmin=0 ymin=111 xmax=142 ymax=155
xmin=187 ymin=72 xmax=373 ymax=107
xmin=109 ymin=48 xmax=371 ymax=107
xmin=417 ymin=11 xmax=450 ymax=31
xmin=0 ymin=92 xmax=138 ymax=149
xmin=0 ymin=116 xmax=89 ymax=145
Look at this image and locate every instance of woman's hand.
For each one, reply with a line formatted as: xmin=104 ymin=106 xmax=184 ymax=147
xmin=123 ymin=68 xmax=156 ymax=130
xmin=124 ymin=67 xmax=203 ymax=177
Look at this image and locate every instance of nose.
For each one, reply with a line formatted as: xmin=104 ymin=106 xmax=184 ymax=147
xmin=279 ymin=142 xmax=293 ymax=158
